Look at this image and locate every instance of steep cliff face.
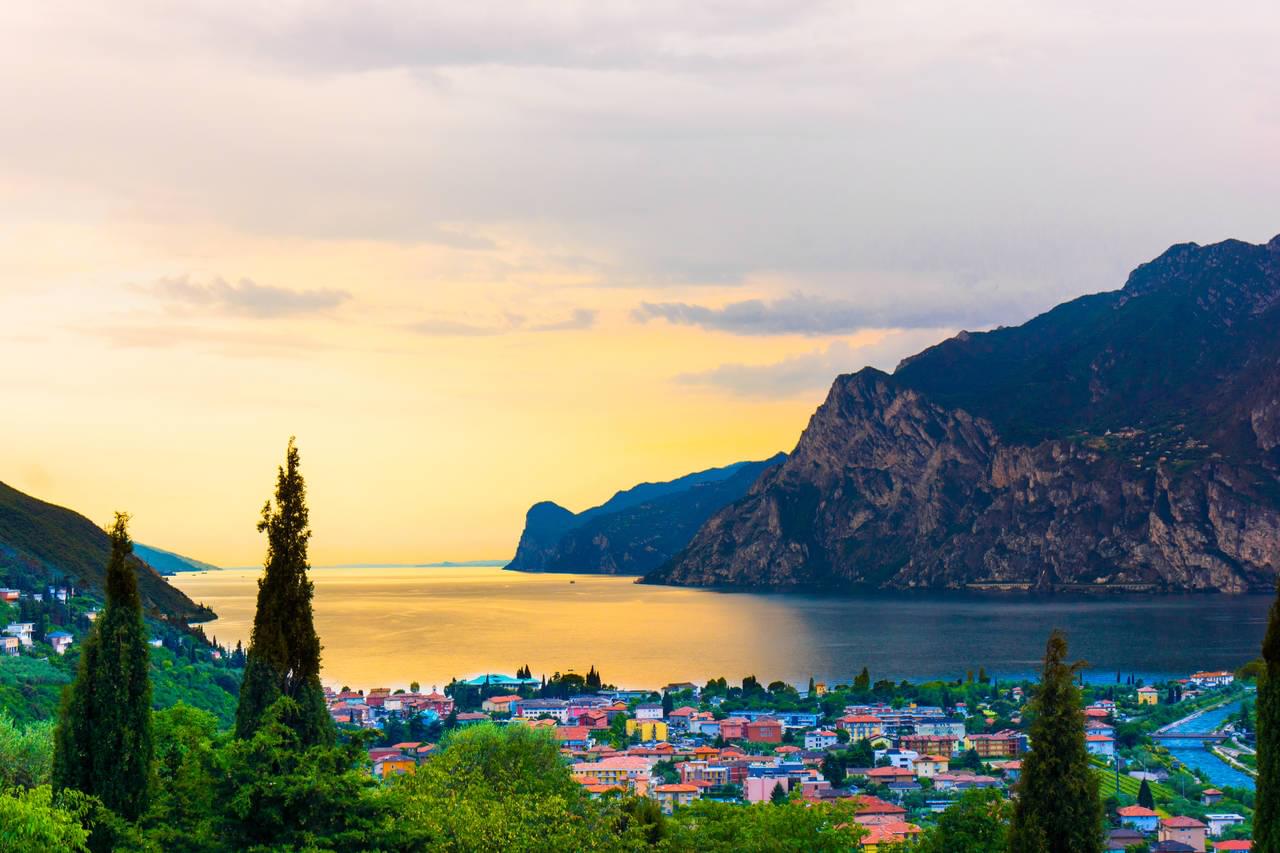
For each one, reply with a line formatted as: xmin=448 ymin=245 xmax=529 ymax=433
xmin=646 ymin=235 xmax=1280 ymax=592
xmin=506 ymin=455 xmax=786 ymax=575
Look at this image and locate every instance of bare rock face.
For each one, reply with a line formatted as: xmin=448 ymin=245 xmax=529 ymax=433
xmin=646 ymin=235 xmax=1280 ymax=593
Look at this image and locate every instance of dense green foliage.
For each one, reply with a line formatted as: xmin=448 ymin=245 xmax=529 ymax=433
xmin=1008 ymin=630 xmax=1102 ymax=853
xmin=0 ymin=785 xmax=92 ymax=852
xmin=915 ymin=789 xmax=1010 ymax=853
xmin=1258 ymin=583 xmax=1280 ymax=852
xmin=235 ymin=439 xmax=332 ymax=746
xmin=0 ymin=712 xmax=53 ymax=788
xmin=52 ymin=514 xmax=154 ymax=821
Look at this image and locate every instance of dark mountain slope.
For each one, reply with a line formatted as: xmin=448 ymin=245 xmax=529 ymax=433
xmin=646 ymin=235 xmax=1280 ymax=593
xmin=506 ymin=455 xmax=786 ymax=575
xmin=0 ymin=481 xmax=213 ymax=622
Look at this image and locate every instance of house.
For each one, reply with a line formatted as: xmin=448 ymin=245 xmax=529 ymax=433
xmin=47 ymin=631 xmax=73 ymax=655
xmin=679 ymin=761 xmax=731 ymax=787
xmin=1189 ymin=671 xmax=1235 ymax=689
xmin=859 ymin=821 xmax=923 ymax=851
xmin=652 ymin=783 xmax=699 ymax=813
xmin=1204 ymin=814 xmax=1246 ymax=838
xmin=368 ymin=749 xmax=416 ymax=779
xmin=968 ymin=730 xmax=1026 ymax=759
xmin=577 ymin=709 xmax=610 ymax=729
xmin=666 ymin=706 xmax=697 ymax=731
xmin=1212 ymin=842 xmax=1253 ymax=851
xmin=556 ymin=726 xmax=593 ymax=750
xmin=1202 ymin=788 xmax=1224 ymax=806
xmin=1138 ymin=685 xmax=1160 ymax=705
xmin=874 ymin=748 xmax=918 ymax=769
xmin=634 ymin=703 xmax=665 ymax=721
xmin=1151 ymin=842 xmax=1199 ymax=853
xmin=913 ymin=755 xmax=949 ymax=778
xmin=1117 ymin=805 xmax=1160 ymax=833
xmin=454 ymin=712 xmax=489 ymax=726
xmin=865 ymin=766 xmax=915 ymax=785
xmin=1086 ymin=734 xmax=1116 ymax=758
xmin=836 ymin=715 xmax=884 ymax=740
xmin=514 ymin=699 xmax=571 ymax=722
xmin=745 ymin=718 xmax=782 ymax=743
xmin=899 ymin=734 xmax=959 ymax=756
xmin=1160 ymin=816 xmax=1208 ymax=852
xmin=625 ymin=719 xmax=668 ymax=742
xmin=805 ymin=730 xmax=839 ymax=750
xmin=999 ymin=759 xmax=1022 ymax=783
xmin=0 ymin=588 xmax=19 ymax=602
xmin=481 ymin=694 xmax=522 ymax=714
xmin=719 ymin=718 xmax=749 ymax=741
xmin=3 ymin=623 xmax=34 ymax=648
xmin=1107 ymin=828 xmax=1148 ymax=852
xmin=1087 ymin=720 xmax=1117 ymax=738
xmin=0 ymin=636 xmax=18 ymax=656
xmin=571 ymin=757 xmax=652 ymax=793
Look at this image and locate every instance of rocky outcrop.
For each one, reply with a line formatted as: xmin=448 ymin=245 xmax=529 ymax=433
xmin=506 ymin=455 xmax=786 ymax=575
xmin=645 ymin=235 xmax=1280 ymax=592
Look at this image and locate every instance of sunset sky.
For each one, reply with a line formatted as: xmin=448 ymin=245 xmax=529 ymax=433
xmin=2 ymin=2 xmax=1278 ymax=566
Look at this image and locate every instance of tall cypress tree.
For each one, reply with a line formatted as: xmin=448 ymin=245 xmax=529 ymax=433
xmin=52 ymin=513 xmax=153 ymax=820
xmin=235 ymin=438 xmax=333 ymax=745
xmin=1137 ymin=778 xmax=1155 ymax=810
xmin=1256 ymin=584 xmax=1280 ymax=851
xmin=1008 ymin=629 xmax=1102 ymax=853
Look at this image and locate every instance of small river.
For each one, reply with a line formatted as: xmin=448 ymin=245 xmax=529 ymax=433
xmin=1161 ymin=699 xmax=1255 ymax=790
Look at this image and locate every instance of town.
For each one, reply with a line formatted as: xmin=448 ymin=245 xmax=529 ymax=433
xmin=327 ymin=666 xmax=1258 ymax=852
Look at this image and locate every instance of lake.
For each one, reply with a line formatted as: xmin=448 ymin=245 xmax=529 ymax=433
xmin=170 ymin=566 xmax=1271 ymax=693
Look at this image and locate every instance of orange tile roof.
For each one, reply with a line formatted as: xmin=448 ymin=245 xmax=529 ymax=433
xmin=654 ymin=784 xmax=698 ymax=793
xmin=1118 ymin=806 xmax=1159 ymax=817
xmin=1162 ymin=816 xmax=1207 ymax=828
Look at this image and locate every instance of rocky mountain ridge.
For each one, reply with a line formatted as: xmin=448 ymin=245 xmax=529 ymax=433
xmin=644 ymin=235 xmax=1280 ymax=592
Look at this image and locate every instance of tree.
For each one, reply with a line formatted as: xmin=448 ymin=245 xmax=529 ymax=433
xmin=854 ymin=667 xmax=871 ymax=692
xmin=410 ymin=681 xmax=420 ymax=693
xmin=820 ymin=753 xmax=846 ymax=787
xmin=52 ymin=513 xmax=154 ymax=821
xmin=0 ymin=786 xmax=92 ymax=852
xmin=917 ymin=788 xmax=1010 ymax=853
xmin=235 ymin=439 xmax=333 ymax=746
xmin=1008 ymin=630 xmax=1102 ymax=853
xmin=770 ymin=781 xmax=788 ymax=804
xmin=662 ymin=690 xmax=674 ymax=717
xmin=1259 ymin=575 xmax=1280 ymax=853
xmin=0 ymin=713 xmax=54 ymax=788
xmin=1137 ymin=778 xmax=1155 ymax=810
xmin=808 ymin=676 xmax=816 ymax=696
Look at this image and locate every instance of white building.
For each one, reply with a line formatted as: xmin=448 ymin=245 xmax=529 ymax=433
xmin=635 ymin=704 xmax=665 ymax=721
xmin=1189 ymin=671 xmax=1235 ymax=688
xmin=1085 ymin=735 xmax=1116 ymax=758
xmin=1206 ymin=813 xmax=1246 ymax=837
xmin=805 ymin=730 xmax=839 ymax=750
xmin=3 ymin=623 xmax=34 ymax=647
xmin=47 ymin=631 xmax=73 ymax=655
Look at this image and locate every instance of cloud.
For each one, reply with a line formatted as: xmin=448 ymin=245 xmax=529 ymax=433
xmin=528 ymin=308 xmax=597 ymax=332
xmin=633 ymin=292 xmax=996 ymax=336
xmin=82 ymin=323 xmax=333 ymax=357
xmin=676 ymin=331 xmax=953 ymax=398
xmin=150 ymin=276 xmax=350 ymax=318
xmin=410 ymin=308 xmax=596 ymax=337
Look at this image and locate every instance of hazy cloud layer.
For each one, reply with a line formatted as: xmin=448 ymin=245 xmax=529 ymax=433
xmin=634 ymin=293 xmax=994 ymax=336
xmin=151 ymin=276 xmax=350 ymax=318
xmin=677 ymin=331 xmax=953 ymax=398
xmin=410 ymin=308 xmax=597 ymax=337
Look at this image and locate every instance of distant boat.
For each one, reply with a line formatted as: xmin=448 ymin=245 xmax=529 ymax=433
xmin=569 ymin=580 xmax=576 ymax=584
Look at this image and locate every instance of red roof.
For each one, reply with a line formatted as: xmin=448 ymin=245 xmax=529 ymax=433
xmin=854 ymin=795 xmax=906 ymax=816
xmin=1214 ymin=842 xmax=1253 ymax=851
xmin=1162 ymin=816 xmax=1207 ymax=828
xmin=1117 ymin=806 xmax=1159 ymax=817
xmin=557 ymin=726 xmax=591 ymax=741
xmin=654 ymin=784 xmax=698 ymax=793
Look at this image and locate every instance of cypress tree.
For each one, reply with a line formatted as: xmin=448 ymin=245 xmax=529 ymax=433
xmin=1137 ymin=778 xmax=1155 ymax=810
xmin=52 ymin=513 xmax=153 ymax=820
xmin=235 ymin=438 xmax=333 ymax=745
xmin=1008 ymin=629 xmax=1102 ymax=853
xmin=1256 ymin=581 xmax=1280 ymax=852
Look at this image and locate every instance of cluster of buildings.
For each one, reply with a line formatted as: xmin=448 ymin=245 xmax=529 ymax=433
xmin=2 ymin=621 xmax=73 ymax=655
xmin=335 ymin=667 xmax=1252 ymax=850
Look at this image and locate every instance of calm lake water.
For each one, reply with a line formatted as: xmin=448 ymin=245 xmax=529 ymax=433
xmin=170 ymin=566 xmax=1271 ymax=693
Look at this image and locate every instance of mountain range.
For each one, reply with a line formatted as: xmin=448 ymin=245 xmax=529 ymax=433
xmin=506 ymin=454 xmax=787 ymax=575
xmin=0 ymin=481 xmax=213 ymax=622
xmin=644 ymin=235 xmax=1280 ymax=593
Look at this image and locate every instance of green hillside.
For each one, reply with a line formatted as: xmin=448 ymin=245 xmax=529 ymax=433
xmin=0 ymin=481 xmax=213 ymax=623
